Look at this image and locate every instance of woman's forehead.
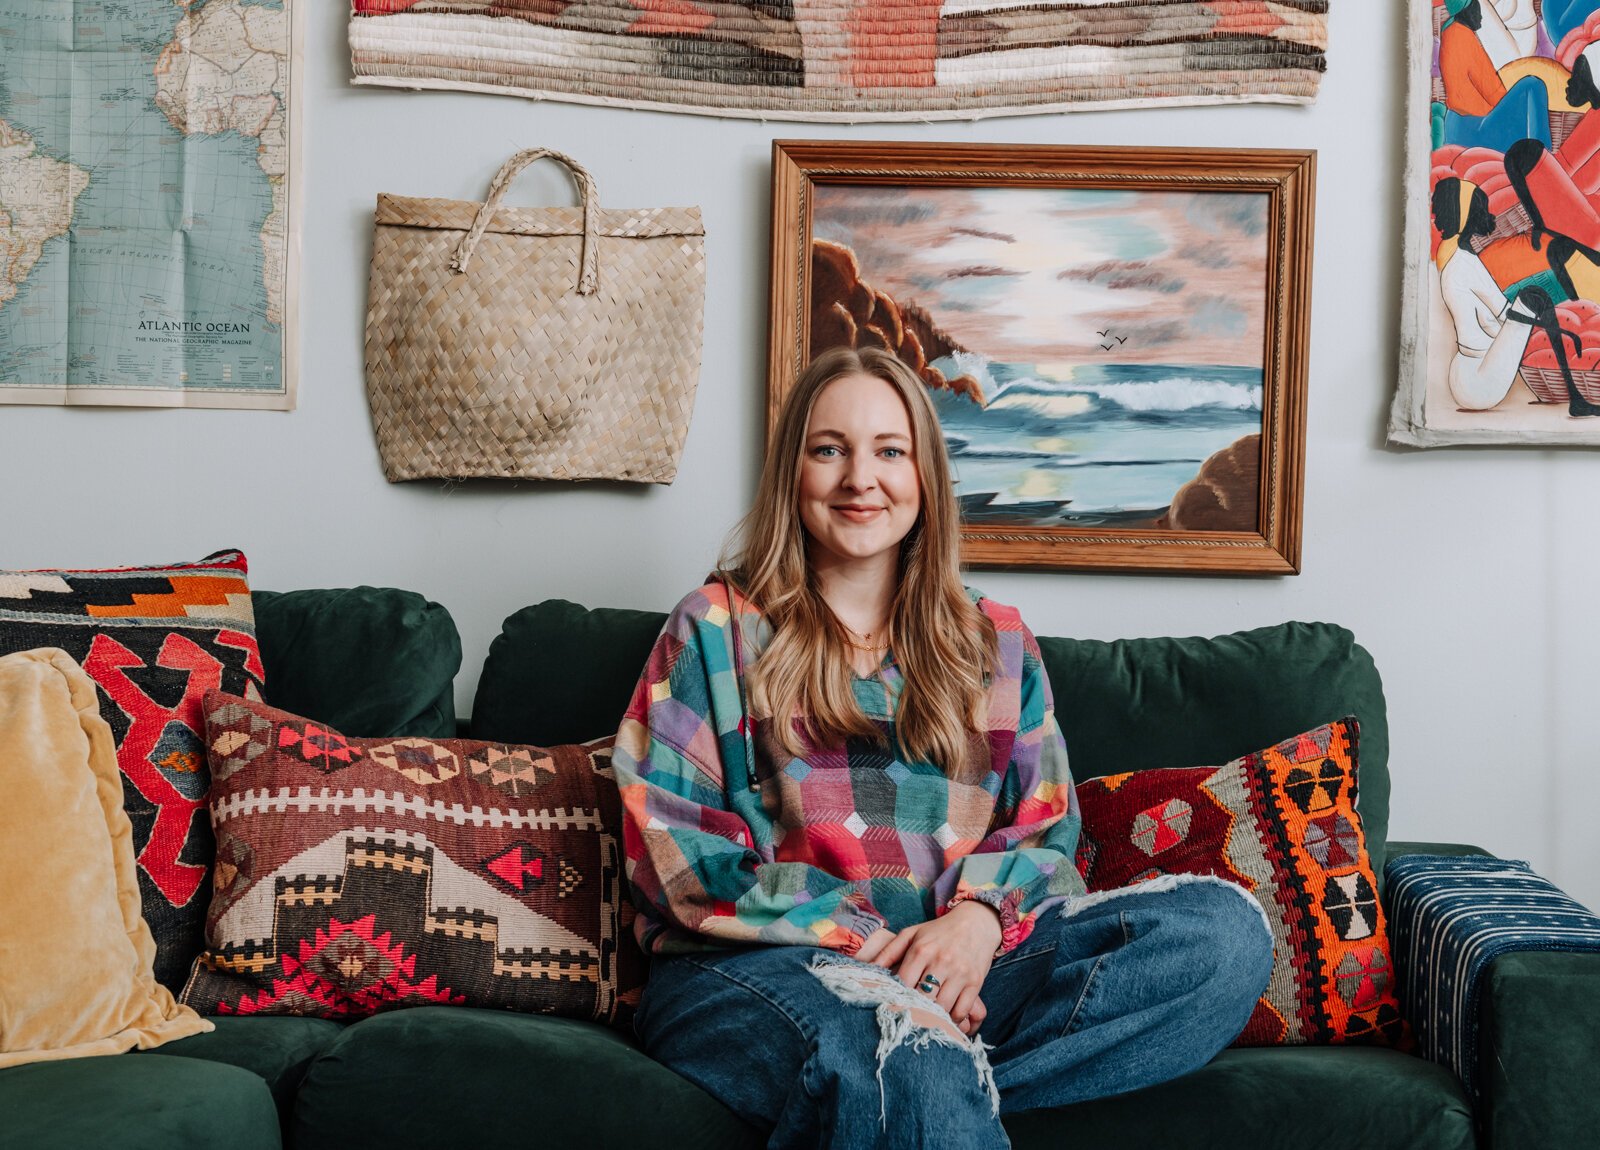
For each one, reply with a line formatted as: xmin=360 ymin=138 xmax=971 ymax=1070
xmin=807 ymin=372 xmax=913 ymax=433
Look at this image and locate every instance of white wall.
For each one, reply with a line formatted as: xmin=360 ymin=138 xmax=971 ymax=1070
xmin=5 ymin=5 xmax=1597 ymax=909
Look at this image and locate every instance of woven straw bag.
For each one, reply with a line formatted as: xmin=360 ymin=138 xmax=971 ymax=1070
xmin=364 ymin=149 xmax=706 ymax=482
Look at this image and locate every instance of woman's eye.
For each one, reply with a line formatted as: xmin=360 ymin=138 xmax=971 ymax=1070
xmin=813 ymin=445 xmax=843 ymax=458
xmin=880 ymin=447 xmax=905 ymax=459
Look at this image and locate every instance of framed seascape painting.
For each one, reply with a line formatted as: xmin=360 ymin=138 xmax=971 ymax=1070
xmin=769 ymin=141 xmax=1315 ymax=575
xmin=1393 ymin=0 xmax=1600 ymax=446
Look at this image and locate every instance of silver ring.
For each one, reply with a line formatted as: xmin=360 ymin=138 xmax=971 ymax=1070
xmin=916 ymin=972 xmax=942 ymax=995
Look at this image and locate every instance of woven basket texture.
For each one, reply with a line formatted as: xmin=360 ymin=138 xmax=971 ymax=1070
xmin=1522 ymin=365 xmax=1600 ymax=404
xmin=364 ymin=149 xmax=705 ymax=483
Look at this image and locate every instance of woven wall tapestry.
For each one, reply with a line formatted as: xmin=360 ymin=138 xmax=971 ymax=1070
xmin=1392 ymin=0 xmax=1600 ymax=446
xmin=348 ymin=1 xmax=1329 ymax=122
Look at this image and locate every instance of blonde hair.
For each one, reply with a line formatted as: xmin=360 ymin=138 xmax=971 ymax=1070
xmin=720 ymin=346 xmax=998 ymax=781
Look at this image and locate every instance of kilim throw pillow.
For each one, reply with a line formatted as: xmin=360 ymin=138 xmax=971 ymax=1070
xmin=1073 ymin=717 xmax=1410 ymax=1048
xmin=182 ymin=691 xmax=647 ymax=1027
xmin=0 ymin=550 xmax=264 ymax=991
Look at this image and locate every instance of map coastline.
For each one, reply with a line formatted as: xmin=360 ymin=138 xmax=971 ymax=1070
xmin=0 ymin=0 xmax=301 ymax=408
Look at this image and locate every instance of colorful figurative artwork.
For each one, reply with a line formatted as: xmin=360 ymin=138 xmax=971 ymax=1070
xmin=807 ymin=184 xmax=1271 ymax=534
xmin=1394 ymin=0 xmax=1600 ymax=444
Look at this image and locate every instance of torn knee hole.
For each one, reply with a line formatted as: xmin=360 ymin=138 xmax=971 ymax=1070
xmin=808 ymin=957 xmax=1001 ymax=1124
xmin=903 ymin=1005 xmax=966 ymax=1044
xmin=808 ymin=959 xmax=963 ymax=1039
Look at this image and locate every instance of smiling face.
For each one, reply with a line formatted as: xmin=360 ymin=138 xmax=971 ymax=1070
xmin=798 ymin=372 xmax=923 ymax=574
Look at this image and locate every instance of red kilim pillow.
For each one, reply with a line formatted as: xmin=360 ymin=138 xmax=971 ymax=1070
xmin=0 ymin=550 xmax=264 ymax=991
xmin=181 ymin=691 xmax=645 ymax=1027
xmin=1073 ymin=717 xmax=1410 ymax=1048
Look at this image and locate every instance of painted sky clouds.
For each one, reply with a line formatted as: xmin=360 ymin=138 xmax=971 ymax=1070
xmin=812 ymin=185 xmax=1271 ymax=369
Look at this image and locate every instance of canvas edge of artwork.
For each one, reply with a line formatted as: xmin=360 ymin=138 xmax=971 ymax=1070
xmin=1389 ymin=0 xmax=1442 ymax=448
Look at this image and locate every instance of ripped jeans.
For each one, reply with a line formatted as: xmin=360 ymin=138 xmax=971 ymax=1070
xmin=633 ymin=876 xmax=1274 ymax=1149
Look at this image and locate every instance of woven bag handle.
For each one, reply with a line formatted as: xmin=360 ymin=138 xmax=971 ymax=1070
xmin=449 ymin=149 xmax=600 ymax=295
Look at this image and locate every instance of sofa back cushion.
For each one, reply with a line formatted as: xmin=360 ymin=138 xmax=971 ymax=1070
xmin=251 ymin=587 xmax=461 ymax=739
xmin=1037 ymin=623 xmax=1390 ymax=888
xmin=471 ymin=600 xmax=666 ymax=747
xmin=472 ymin=604 xmax=1389 ymax=877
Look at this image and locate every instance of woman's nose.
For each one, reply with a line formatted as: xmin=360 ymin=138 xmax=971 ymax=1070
xmin=842 ymin=456 xmax=875 ymax=490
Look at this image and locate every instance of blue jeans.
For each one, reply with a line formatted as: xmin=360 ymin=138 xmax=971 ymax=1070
xmin=635 ymin=876 xmax=1274 ymax=1149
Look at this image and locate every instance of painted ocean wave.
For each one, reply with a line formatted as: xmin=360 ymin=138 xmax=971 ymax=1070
xmin=926 ymin=352 xmax=1261 ymax=515
xmin=989 ymin=377 xmax=1261 ymax=414
xmin=937 ymin=351 xmax=1263 ymax=414
xmin=943 ymin=440 xmax=1200 ymax=471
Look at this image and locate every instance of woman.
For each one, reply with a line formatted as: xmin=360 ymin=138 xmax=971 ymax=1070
xmin=613 ymin=347 xmax=1273 ymax=1149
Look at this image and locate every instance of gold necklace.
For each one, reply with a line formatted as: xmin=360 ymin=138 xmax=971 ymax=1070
xmin=838 ymin=618 xmax=890 ymax=652
xmin=830 ymin=605 xmax=890 ymax=652
xmin=841 ymin=632 xmax=889 ymax=653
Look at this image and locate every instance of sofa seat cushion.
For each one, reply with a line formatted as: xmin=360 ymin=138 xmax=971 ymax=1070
xmin=0 ymin=1053 xmax=280 ymax=1150
xmin=292 ymin=1007 xmax=761 ymax=1150
xmin=155 ymin=1016 xmax=343 ymax=1123
xmin=1002 ymin=1046 xmax=1475 ymax=1150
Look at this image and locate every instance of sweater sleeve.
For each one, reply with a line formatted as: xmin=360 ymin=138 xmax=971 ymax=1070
xmin=933 ymin=620 xmax=1084 ymax=954
xmin=612 ymin=588 xmax=886 ymax=955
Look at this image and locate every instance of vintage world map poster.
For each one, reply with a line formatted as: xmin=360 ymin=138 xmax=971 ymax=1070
xmin=0 ymin=1 xmax=302 ymax=408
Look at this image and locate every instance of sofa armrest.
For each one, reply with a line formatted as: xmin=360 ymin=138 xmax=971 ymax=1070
xmin=1384 ymin=853 xmax=1600 ymax=1150
xmin=1478 ymin=951 xmax=1600 ymax=1150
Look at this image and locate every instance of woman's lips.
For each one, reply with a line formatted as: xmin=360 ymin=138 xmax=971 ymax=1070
xmin=833 ymin=505 xmax=883 ymax=522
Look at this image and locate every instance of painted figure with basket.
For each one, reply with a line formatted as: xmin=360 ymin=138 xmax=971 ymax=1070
xmin=1425 ymin=0 xmax=1600 ymax=424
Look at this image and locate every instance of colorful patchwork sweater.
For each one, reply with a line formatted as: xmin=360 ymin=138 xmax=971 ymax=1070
xmin=613 ymin=579 xmax=1085 ymax=957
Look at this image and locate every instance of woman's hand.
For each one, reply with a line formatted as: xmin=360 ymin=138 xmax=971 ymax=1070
xmin=868 ymin=901 xmax=1001 ymax=1036
xmin=854 ymin=927 xmax=897 ymax=965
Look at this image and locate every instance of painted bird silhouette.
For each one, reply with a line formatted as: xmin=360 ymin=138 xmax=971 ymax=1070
xmin=1100 ymin=343 xmax=1115 ymax=351
xmin=1095 ymin=329 xmax=1110 ymax=337
xmin=1115 ymin=335 xmax=1127 ymax=344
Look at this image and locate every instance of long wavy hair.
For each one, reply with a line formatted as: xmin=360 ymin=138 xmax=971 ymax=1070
xmin=720 ymin=346 xmax=998 ymax=781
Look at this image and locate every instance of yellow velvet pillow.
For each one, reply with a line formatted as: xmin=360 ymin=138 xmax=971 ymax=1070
xmin=0 ymin=648 xmax=210 ymax=1067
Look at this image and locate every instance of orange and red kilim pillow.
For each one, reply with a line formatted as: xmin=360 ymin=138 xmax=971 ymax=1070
xmin=181 ymin=691 xmax=646 ymax=1028
xmin=1073 ymin=717 xmax=1410 ymax=1048
xmin=0 ymin=550 xmax=264 ymax=991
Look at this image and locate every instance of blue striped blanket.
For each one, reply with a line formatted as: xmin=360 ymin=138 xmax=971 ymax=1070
xmin=1384 ymin=854 xmax=1600 ymax=1101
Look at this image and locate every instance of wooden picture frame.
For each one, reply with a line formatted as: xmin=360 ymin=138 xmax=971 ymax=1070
xmin=768 ymin=140 xmax=1315 ymax=575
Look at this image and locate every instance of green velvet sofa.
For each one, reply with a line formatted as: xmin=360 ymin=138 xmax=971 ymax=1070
xmin=2 ymin=588 xmax=1594 ymax=1150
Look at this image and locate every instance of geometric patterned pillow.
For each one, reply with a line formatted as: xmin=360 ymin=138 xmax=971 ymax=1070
xmin=0 ymin=550 xmax=264 ymax=991
xmin=181 ymin=691 xmax=647 ymax=1028
xmin=1073 ymin=717 xmax=1411 ymax=1048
